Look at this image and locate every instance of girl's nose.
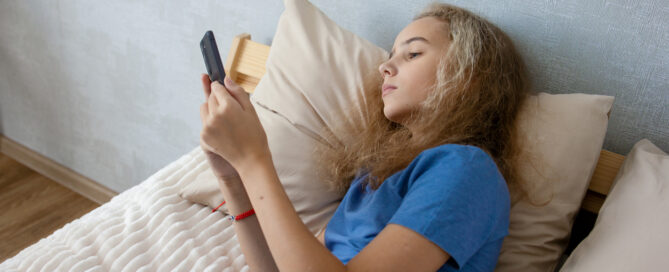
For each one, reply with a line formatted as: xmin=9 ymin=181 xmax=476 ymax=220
xmin=378 ymin=60 xmax=396 ymax=78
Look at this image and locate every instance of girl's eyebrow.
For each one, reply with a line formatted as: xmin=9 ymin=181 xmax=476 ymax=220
xmin=389 ymin=36 xmax=429 ymax=59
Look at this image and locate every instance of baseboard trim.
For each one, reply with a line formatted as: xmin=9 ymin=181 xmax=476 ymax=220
xmin=0 ymin=134 xmax=117 ymax=205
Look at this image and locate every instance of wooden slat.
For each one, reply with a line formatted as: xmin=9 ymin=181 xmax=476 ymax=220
xmin=224 ymin=33 xmax=250 ymax=82
xmin=581 ymin=191 xmax=607 ymax=214
xmin=588 ymin=150 xmax=625 ymax=195
xmin=224 ymin=33 xmax=270 ymax=94
xmin=234 ymin=40 xmax=270 ymax=79
xmin=579 ymin=150 xmax=626 ymax=214
xmin=237 ymin=73 xmax=262 ymax=94
xmin=0 ymin=135 xmax=117 ymax=205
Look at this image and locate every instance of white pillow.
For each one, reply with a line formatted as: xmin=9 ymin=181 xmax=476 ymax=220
xmin=559 ymin=139 xmax=669 ymax=271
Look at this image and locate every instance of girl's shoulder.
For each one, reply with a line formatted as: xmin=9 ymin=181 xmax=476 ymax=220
xmin=402 ymin=143 xmax=504 ymax=188
xmin=416 ymin=143 xmax=493 ymax=165
xmin=423 ymin=143 xmax=486 ymax=153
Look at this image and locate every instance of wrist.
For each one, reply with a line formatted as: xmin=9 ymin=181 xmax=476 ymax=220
xmin=214 ymin=173 xmax=241 ymax=184
xmin=216 ymin=175 xmax=245 ymax=193
xmin=235 ymin=147 xmax=273 ymax=177
xmin=216 ymin=178 xmax=254 ymax=215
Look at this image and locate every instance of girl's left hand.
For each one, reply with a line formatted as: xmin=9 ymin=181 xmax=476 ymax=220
xmin=199 ymin=75 xmax=270 ymax=171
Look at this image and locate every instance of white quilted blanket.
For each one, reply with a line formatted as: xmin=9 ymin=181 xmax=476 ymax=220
xmin=1 ymin=147 xmax=250 ymax=272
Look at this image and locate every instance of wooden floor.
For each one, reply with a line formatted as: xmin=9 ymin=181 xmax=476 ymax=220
xmin=0 ymin=152 xmax=99 ymax=263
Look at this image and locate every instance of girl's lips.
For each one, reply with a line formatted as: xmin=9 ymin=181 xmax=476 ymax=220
xmin=382 ymin=85 xmax=397 ymax=97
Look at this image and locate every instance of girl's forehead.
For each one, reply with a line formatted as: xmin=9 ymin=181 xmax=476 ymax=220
xmin=393 ymin=17 xmax=449 ymax=49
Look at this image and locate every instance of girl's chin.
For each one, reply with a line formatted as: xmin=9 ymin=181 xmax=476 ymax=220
xmin=383 ymin=107 xmax=405 ymax=124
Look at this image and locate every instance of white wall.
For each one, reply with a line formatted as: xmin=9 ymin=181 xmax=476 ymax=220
xmin=1 ymin=0 xmax=667 ymax=192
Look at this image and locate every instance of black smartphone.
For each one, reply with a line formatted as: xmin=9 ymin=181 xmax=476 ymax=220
xmin=200 ymin=30 xmax=226 ymax=84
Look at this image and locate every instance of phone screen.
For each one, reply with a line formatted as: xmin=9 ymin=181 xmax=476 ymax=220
xmin=200 ymin=30 xmax=226 ymax=84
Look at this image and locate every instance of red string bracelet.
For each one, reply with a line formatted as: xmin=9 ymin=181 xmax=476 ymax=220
xmin=233 ymin=208 xmax=256 ymax=221
xmin=211 ymin=200 xmax=255 ymax=221
xmin=212 ymin=200 xmax=226 ymax=213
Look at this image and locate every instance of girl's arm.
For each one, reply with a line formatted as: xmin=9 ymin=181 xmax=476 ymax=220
xmin=199 ymin=74 xmax=278 ymax=271
xmin=215 ymin=175 xmax=279 ymax=272
xmin=236 ymin=154 xmax=346 ymax=272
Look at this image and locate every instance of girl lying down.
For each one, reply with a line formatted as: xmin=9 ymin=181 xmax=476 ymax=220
xmin=198 ymin=3 xmax=532 ymax=272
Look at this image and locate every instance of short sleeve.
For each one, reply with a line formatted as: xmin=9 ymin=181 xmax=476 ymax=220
xmin=387 ymin=145 xmax=510 ymax=269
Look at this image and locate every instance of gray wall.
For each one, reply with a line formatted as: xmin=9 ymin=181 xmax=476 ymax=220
xmin=1 ymin=0 xmax=667 ymax=193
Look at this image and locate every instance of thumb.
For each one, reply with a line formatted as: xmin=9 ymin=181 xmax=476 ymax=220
xmin=224 ymin=76 xmax=252 ymax=110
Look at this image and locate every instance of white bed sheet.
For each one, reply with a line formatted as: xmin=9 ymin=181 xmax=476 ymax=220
xmin=1 ymin=147 xmax=249 ymax=272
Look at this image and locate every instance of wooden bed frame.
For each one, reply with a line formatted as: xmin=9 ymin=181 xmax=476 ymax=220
xmin=224 ymin=33 xmax=625 ymax=215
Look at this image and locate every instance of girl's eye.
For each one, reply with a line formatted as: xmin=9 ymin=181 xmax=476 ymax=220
xmin=409 ymin=52 xmax=421 ymax=59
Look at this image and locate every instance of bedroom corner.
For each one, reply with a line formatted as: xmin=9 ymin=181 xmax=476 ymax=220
xmin=1 ymin=0 xmax=667 ymax=271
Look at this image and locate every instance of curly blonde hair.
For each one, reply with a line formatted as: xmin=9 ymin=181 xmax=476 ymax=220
xmin=315 ymin=3 xmax=536 ymax=204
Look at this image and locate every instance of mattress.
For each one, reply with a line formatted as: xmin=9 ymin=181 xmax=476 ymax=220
xmin=0 ymin=147 xmax=250 ymax=271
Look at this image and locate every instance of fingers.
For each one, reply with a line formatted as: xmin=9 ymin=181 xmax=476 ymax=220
xmin=208 ymin=87 xmax=220 ymax=114
xmin=211 ymin=80 xmax=242 ymax=111
xmin=223 ymin=76 xmax=252 ymax=110
xmin=200 ymin=102 xmax=209 ymax=124
xmin=203 ymin=76 xmax=251 ymax=122
xmin=201 ymin=74 xmax=212 ymax=98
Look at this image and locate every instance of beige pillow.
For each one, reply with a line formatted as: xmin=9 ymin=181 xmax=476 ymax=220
xmin=250 ymin=0 xmax=389 ymax=147
xmin=558 ymin=139 xmax=669 ymax=271
xmin=495 ymin=93 xmax=614 ymax=272
xmin=180 ymin=1 xmax=615 ymax=268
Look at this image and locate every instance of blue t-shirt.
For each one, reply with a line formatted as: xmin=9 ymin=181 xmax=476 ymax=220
xmin=324 ymin=144 xmax=510 ymax=271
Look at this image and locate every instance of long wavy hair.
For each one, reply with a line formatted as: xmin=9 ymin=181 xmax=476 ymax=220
xmin=315 ymin=3 xmax=537 ymax=204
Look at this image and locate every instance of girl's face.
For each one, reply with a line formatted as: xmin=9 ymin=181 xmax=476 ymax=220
xmin=378 ymin=17 xmax=451 ymax=125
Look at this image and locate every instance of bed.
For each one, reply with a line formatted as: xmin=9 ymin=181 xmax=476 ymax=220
xmin=0 ymin=29 xmax=628 ymax=271
xmin=0 ymin=146 xmax=252 ymax=271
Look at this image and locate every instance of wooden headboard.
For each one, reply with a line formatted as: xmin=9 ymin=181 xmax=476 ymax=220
xmin=224 ymin=33 xmax=625 ymax=214
xmin=223 ymin=33 xmax=270 ymax=94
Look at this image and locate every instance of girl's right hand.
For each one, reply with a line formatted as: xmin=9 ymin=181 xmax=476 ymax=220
xmin=200 ymin=74 xmax=240 ymax=180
